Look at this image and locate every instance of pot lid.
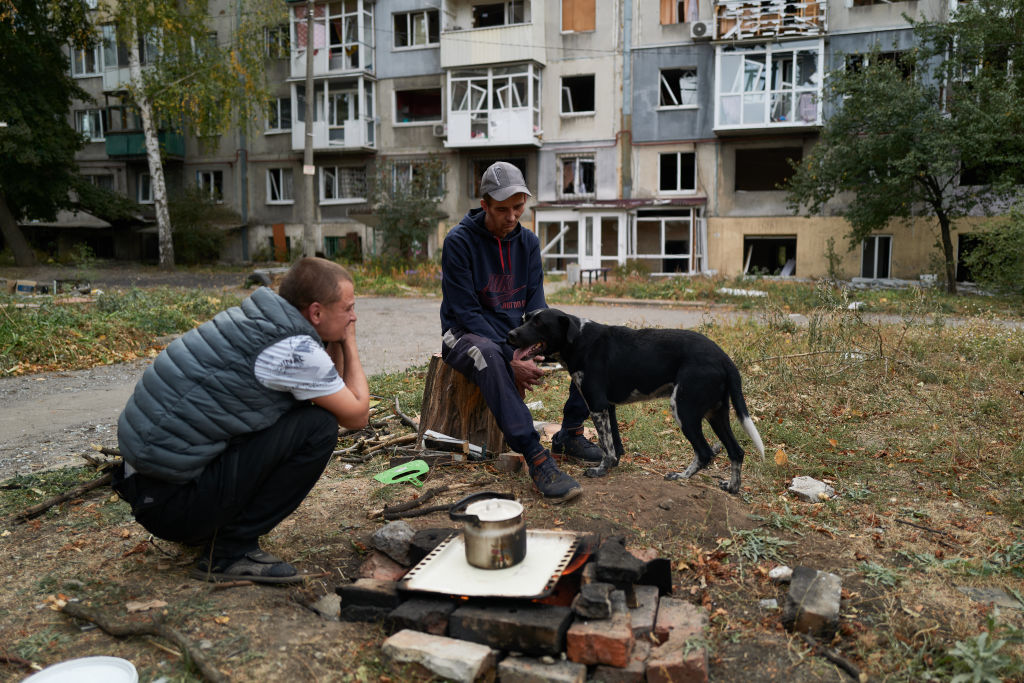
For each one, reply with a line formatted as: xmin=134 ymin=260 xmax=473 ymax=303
xmin=465 ymin=498 xmax=523 ymax=521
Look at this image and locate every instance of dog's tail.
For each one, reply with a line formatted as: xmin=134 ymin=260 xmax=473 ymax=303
xmin=727 ymin=365 xmax=765 ymax=459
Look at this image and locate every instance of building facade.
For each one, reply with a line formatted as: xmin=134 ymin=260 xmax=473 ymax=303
xmin=58 ymin=0 xmax=983 ymax=281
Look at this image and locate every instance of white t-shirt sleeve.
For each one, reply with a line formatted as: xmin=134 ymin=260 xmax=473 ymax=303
xmin=254 ymin=335 xmax=345 ymax=401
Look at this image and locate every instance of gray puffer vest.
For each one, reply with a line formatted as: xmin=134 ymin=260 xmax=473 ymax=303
xmin=117 ymin=287 xmax=321 ymax=483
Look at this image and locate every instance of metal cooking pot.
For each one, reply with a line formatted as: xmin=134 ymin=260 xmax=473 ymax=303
xmin=449 ymin=492 xmax=526 ymax=569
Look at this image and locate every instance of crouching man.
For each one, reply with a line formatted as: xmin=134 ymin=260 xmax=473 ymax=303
xmin=113 ymin=257 xmax=369 ymax=584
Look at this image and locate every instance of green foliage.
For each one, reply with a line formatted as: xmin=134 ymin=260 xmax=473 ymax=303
xmin=961 ymin=208 xmax=1024 ymax=295
xmin=168 ymin=187 xmax=236 ymax=264
xmin=858 ymin=561 xmax=904 ymax=588
xmin=0 ymin=0 xmax=96 ymax=265
xmin=786 ymin=2 xmax=1024 ymax=293
xmin=369 ymin=159 xmax=448 ymax=261
xmin=723 ymin=528 xmax=794 ymax=564
xmin=943 ymin=614 xmax=1024 ymax=683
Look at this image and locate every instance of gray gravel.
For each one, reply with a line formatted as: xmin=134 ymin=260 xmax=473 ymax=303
xmin=0 ymin=291 xmax=736 ymax=481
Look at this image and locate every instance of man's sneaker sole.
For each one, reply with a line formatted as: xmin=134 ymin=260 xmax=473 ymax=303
xmin=540 ymin=484 xmax=582 ymax=504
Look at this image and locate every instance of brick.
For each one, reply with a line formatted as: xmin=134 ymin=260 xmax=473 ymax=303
xmin=357 ymin=551 xmax=408 ymax=582
xmin=450 ymin=603 xmax=573 ymax=656
xmin=409 ymin=528 xmax=455 ymax=565
xmin=628 ymin=585 xmax=660 ymax=639
xmin=339 ymin=604 xmax=391 ymax=622
xmin=566 ymin=590 xmax=635 ymax=668
xmin=497 ymin=655 xmax=587 ymax=683
xmin=591 ymin=640 xmax=650 ymax=683
xmin=653 ymin=597 xmax=706 ymax=645
xmin=646 ymin=637 xmax=708 ymax=683
xmin=386 ymin=597 xmax=457 ymax=635
xmin=382 ymin=629 xmax=496 ymax=683
xmin=627 ymin=545 xmax=660 ymax=563
xmin=335 ymin=578 xmax=402 ymax=608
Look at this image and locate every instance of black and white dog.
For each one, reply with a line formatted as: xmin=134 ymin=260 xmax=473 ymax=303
xmin=507 ymin=308 xmax=764 ymax=494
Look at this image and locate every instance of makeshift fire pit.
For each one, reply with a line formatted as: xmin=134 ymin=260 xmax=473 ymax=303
xmin=336 ymin=526 xmax=711 ymax=682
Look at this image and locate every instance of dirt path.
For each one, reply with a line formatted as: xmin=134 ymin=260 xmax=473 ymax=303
xmin=0 ymin=292 xmax=740 ymax=481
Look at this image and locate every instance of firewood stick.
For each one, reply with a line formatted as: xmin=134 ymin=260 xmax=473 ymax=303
xmin=382 ymin=485 xmax=448 ymax=514
xmin=11 ymin=472 xmax=113 ymax=524
xmin=394 ymin=396 xmax=418 ymax=429
xmin=382 ymin=503 xmax=451 ymax=520
xmin=61 ymin=602 xmax=228 ymax=683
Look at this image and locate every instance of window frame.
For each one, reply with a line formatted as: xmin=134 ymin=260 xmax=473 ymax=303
xmin=716 ymin=39 xmax=823 ymax=129
xmin=558 ymin=155 xmax=596 ymax=199
xmin=319 ymin=165 xmax=367 ymax=204
xmin=393 ymin=88 xmax=443 ymax=126
xmin=861 ymin=235 xmax=892 ymax=279
xmin=560 ymin=74 xmax=596 ymax=117
xmin=196 ymin=170 xmax=224 ymax=203
xmin=266 ymin=167 xmax=295 ymax=205
xmin=266 ymin=96 xmax=292 ymax=133
xmin=561 ymin=0 xmax=595 ymax=33
xmin=265 ymin=24 xmax=290 ymax=59
xmin=472 ymin=1 xmax=528 ymax=29
xmin=392 ymin=9 xmax=440 ymax=50
xmin=75 ymin=109 xmax=106 ymax=142
xmin=658 ymin=67 xmax=699 ymax=109
xmin=71 ymin=43 xmax=102 ymax=77
xmin=658 ymin=151 xmax=697 ymax=194
xmin=137 ymin=172 xmax=153 ymax=204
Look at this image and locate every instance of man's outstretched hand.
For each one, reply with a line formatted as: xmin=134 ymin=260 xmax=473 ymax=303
xmin=511 ymin=347 xmax=546 ymax=397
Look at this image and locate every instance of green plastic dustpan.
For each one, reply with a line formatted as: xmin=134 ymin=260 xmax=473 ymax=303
xmin=373 ymin=459 xmax=429 ymax=487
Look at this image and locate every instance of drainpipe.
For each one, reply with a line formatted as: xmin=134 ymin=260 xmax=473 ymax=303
xmin=620 ymin=0 xmax=633 ymax=199
xmin=238 ymin=0 xmax=249 ymax=261
xmin=302 ymin=0 xmax=317 ymax=257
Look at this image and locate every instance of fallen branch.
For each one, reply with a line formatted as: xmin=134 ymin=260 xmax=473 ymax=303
xmin=394 ymin=396 xmax=418 ymax=429
xmin=376 ymin=485 xmax=448 ymax=520
xmin=800 ymin=633 xmax=863 ymax=681
xmin=61 ymin=602 xmax=228 ymax=683
xmin=894 ymin=518 xmax=947 ymax=536
xmin=0 ymin=652 xmax=34 ymax=673
xmin=11 ymin=471 xmax=113 ymax=524
xmin=383 ymin=503 xmax=451 ymax=520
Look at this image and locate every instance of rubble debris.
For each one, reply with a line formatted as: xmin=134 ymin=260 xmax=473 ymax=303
xmin=782 ymin=567 xmax=842 ymax=638
xmin=787 ymin=476 xmax=836 ymax=503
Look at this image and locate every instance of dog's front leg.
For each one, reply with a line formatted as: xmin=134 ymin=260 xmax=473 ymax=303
xmin=667 ymin=458 xmax=703 ymax=482
xmin=585 ymin=409 xmax=618 ymax=478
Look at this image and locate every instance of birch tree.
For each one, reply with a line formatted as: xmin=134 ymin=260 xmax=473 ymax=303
xmin=103 ymin=0 xmax=284 ymax=267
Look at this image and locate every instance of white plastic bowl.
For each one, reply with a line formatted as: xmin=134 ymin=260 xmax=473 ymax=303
xmin=23 ymin=656 xmax=138 ymax=683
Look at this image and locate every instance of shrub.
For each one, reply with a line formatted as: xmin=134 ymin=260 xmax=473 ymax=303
xmin=961 ymin=208 xmax=1024 ymax=295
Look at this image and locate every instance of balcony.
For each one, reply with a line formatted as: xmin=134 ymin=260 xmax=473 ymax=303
xmin=440 ymin=21 xmax=546 ymax=70
xmin=715 ymin=0 xmax=826 ymax=41
xmin=288 ymin=0 xmax=374 ymax=80
xmin=290 ymin=77 xmax=376 ymax=152
xmin=443 ymin=63 xmax=542 ymax=148
xmin=105 ymin=130 xmax=185 ymax=159
xmin=291 ymin=118 xmax=376 ymax=152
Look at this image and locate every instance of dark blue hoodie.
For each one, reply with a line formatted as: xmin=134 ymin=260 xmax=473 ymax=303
xmin=440 ymin=207 xmax=547 ymax=343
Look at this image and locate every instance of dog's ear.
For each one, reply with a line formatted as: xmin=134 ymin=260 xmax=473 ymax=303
xmin=560 ymin=314 xmax=581 ymax=344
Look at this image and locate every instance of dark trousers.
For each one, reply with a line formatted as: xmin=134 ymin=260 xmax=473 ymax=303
xmin=441 ymin=332 xmax=589 ymax=458
xmin=114 ymin=404 xmax=337 ymax=559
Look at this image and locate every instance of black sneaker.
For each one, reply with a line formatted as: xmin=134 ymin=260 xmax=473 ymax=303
xmin=551 ymin=429 xmax=604 ymax=464
xmin=528 ymin=450 xmax=582 ymax=503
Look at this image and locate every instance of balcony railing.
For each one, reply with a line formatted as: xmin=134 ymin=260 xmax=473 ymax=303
xmin=105 ymin=130 xmax=185 ymax=158
xmin=440 ymin=22 xmax=545 ymax=69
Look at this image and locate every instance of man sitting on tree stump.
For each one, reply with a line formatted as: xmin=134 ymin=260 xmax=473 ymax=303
xmin=439 ymin=161 xmax=603 ymax=503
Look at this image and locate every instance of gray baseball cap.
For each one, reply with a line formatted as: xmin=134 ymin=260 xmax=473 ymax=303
xmin=479 ymin=161 xmax=532 ymax=201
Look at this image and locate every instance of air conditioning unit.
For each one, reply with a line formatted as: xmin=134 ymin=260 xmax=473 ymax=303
xmin=689 ymin=20 xmax=714 ymax=40
xmin=431 ymin=123 xmax=447 ymax=137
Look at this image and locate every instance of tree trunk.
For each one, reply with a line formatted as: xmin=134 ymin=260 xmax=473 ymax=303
xmin=417 ymin=354 xmax=507 ymax=455
xmin=0 ymin=194 xmax=36 ymax=267
xmin=938 ymin=213 xmax=958 ymax=295
xmin=128 ymin=21 xmax=174 ymax=269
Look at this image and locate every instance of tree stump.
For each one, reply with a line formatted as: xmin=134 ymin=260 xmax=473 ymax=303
xmin=417 ymin=354 xmax=506 ymax=455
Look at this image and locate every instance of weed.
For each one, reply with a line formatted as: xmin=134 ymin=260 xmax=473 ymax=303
xmin=15 ymin=627 xmax=73 ymax=659
xmin=942 ymin=614 xmax=1024 ymax=683
xmin=723 ymin=528 xmax=794 ymax=564
xmin=858 ymin=561 xmax=904 ymax=587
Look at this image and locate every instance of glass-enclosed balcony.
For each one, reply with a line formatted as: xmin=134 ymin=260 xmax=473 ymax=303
xmin=289 ymin=0 xmax=374 ymax=79
xmin=444 ymin=64 xmax=541 ymax=147
xmin=715 ymin=0 xmax=826 ymax=41
xmin=714 ymin=40 xmax=823 ymax=132
xmin=290 ymin=77 xmax=376 ymax=151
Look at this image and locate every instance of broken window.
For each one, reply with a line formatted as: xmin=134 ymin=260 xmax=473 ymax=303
xmin=743 ymin=236 xmax=796 ymax=275
xmin=718 ymin=41 xmax=821 ymax=127
xmin=473 ymin=1 xmax=526 ymax=28
xmin=539 ymin=219 xmax=580 ymax=271
xmin=394 ymin=9 xmax=439 ymax=48
xmin=861 ymin=235 xmax=891 ymax=279
xmin=635 ymin=209 xmax=696 ymax=274
xmin=845 ymin=51 xmax=914 ymax=80
xmin=659 ymin=152 xmax=696 ymax=193
xmin=660 ymin=0 xmax=688 ymax=24
xmin=321 ymin=166 xmax=367 ymax=201
xmin=560 ymin=157 xmax=595 ymax=197
xmin=734 ymin=147 xmax=801 ymax=191
xmin=395 ymin=89 xmax=442 ymax=123
xmin=196 ymin=170 xmax=224 ymax=202
xmin=561 ymin=75 xmax=595 ymax=115
xmin=267 ymin=168 xmax=294 ymax=204
xmin=561 ymin=0 xmax=594 ymax=32
xmin=659 ymin=68 xmax=698 ymax=107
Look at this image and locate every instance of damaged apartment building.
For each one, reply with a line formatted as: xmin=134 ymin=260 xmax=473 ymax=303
xmin=59 ymin=0 xmax=985 ymax=281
